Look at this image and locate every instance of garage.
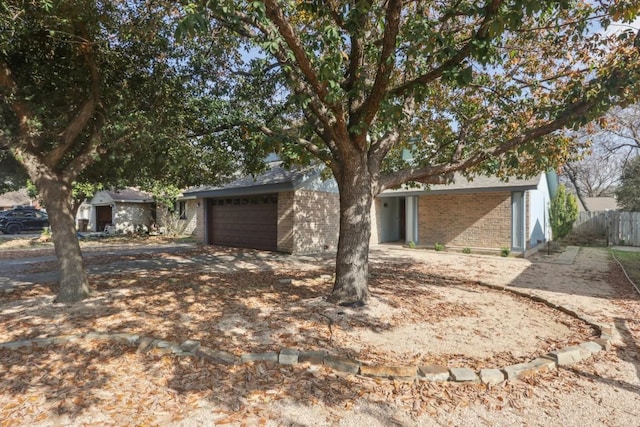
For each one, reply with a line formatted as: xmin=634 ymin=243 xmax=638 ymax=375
xmin=95 ymin=205 xmax=113 ymax=231
xmin=207 ymin=194 xmax=278 ymax=251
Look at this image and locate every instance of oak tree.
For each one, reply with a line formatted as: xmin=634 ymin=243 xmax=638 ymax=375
xmin=0 ymin=1 xmax=250 ymax=302
xmin=184 ymin=0 xmax=640 ymax=305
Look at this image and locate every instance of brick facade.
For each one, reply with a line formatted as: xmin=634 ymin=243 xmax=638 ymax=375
xmin=156 ymin=199 xmax=198 ymax=236
xmin=113 ymin=203 xmax=154 ymax=233
xmin=194 ymin=199 xmax=205 ymax=243
xmin=418 ymin=192 xmax=511 ymax=249
xmin=277 ymin=191 xmax=294 ymax=252
xmin=292 ymin=190 xmax=340 ymax=254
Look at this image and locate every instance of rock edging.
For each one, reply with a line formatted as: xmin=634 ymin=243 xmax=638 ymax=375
xmin=0 ymin=331 xmax=611 ymax=386
xmin=0 ymin=280 xmax=615 ymax=385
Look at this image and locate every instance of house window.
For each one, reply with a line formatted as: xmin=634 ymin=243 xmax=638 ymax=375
xmin=174 ymin=200 xmax=186 ymax=220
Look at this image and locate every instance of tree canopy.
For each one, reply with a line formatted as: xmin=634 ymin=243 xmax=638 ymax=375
xmin=616 ymin=155 xmax=640 ymax=212
xmin=0 ymin=0 xmax=265 ymax=302
xmin=561 ymin=104 xmax=640 ymax=208
xmin=180 ymin=0 xmax=640 ymax=305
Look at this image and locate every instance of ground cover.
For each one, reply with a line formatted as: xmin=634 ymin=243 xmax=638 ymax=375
xmin=0 ymin=242 xmax=639 ymax=425
xmin=612 ymin=249 xmax=640 ymax=286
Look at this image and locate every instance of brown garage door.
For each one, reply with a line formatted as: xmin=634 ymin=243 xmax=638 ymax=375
xmin=95 ymin=205 xmax=112 ymax=231
xmin=208 ymin=194 xmax=278 ymax=251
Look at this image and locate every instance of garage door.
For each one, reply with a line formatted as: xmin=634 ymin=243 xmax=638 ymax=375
xmin=208 ymin=194 xmax=278 ymax=251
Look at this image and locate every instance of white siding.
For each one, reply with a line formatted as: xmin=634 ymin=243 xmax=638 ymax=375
xmin=527 ymin=173 xmax=551 ymax=249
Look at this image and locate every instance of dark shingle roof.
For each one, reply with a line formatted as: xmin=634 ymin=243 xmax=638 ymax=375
xmin=185 ymin=163 xmax=318 ymax=198
xmin=106 ymin=188 xmax=154 ymax=203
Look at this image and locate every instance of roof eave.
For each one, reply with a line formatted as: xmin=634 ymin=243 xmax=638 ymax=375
xmin=186 ymin=181 xmax=296 ymax=198
xmin=379 ymin=184 xmax=539 ymax=197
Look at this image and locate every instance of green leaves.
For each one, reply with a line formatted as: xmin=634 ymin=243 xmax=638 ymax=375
xmin=549 ymin=185 xmax=579 ymax=240
xmin=615 ymin=156 xmax=640 ymax=212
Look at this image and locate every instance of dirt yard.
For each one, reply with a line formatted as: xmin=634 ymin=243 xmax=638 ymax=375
xmin=0 ymin=241 xmax=639 ymax=426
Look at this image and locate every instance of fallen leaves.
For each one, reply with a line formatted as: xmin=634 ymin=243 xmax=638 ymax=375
xmin=1 ymin=245 xmax=639 ymax=424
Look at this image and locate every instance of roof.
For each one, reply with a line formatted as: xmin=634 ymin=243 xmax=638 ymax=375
xmin=186 ymin=166 xmax=544 ymax=199
xmin=579 ymin=197 xmax=619 ymax=212
xmin=379 ymin=173 xmax=542 ymax=197
xmin=0 ymin=189 xmax=31 ymax=208
xmin=91 ymin=188 xmax=154 ymax=204
xmin=185 ymin=163 xmax=320 ymax=198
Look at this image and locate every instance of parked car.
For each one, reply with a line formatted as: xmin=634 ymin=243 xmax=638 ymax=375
xmin=0 ymin=206 xmax=49 ymax=234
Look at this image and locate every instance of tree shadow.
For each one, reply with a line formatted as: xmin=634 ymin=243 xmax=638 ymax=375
xmin=2 ymin=243 xmax=636 ymax=424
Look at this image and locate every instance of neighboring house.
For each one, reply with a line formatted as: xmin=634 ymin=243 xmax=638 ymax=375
xmin=184 ymin=164 xmax=340 ymax=253
xmin=76 ymin=188 xmax=203 ymax=235
xmin=187 ymin=163 xmax=557 ymax=256
xmin=0 ymin=189 xmax=34 ymax=211
xmin=577 ymin=196 xmax=619 ymax=212
xmin=80 ymin=188 xmax=155 ymax=233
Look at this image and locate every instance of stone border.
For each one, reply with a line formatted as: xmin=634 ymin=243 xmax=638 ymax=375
xmin=0 ymin=290 xmax=613 ymax=386
xmin=0 ymin=246 xmax=622 ymax=385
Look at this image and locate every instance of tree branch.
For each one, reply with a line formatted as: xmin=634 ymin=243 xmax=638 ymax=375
xmin=46 ymin=35 xmax=101 ymax=169
xmin=262 ymin=0 xmax=329 ymax=105
xmin=62 ymin=109 xmax=105 ymax=182
xmin=390 ymin=0 xmax=503 ymax=97
xmin=379 ymin=96 xmax=599 ymax=192
xmin=0 ymin=61 xmax=40 ymax=154
xmin=258 ymin=124 xmax=332 ymax=164
xmin=353 ymin=0 xmax=402 ymax=143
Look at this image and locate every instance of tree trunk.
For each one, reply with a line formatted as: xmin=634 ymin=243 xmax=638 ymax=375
xmin=39 ymin=177 xmax=91 ymax=303
xmin=328 ymin=159 xmax=374 ymax=306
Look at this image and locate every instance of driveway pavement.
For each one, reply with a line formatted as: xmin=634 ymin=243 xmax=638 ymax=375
xmin=0 ymin=243 xmax=200 ymax=291
xmin=0 ymin=242 xmax=332 ymax=292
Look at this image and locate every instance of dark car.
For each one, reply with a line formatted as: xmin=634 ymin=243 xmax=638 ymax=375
xmin=0 ymin=206 xmax=49 ymax=234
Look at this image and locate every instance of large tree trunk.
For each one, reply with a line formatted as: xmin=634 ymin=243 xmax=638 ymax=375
xmin=39 ymin=176 xmax=91 ymax=303
xmin=328 ymin=157 xmax=374 ymax=306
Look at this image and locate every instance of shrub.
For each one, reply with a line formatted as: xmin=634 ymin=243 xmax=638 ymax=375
xmin=434 ymin=242 xmax=445 ymax=251
xmin=500 ymin=247 xmax=510 ymax=257
xmin=549 ymin=185 xmax=578 ymax=240
xmin=408 ymin=240 xmax=416 ymax=249
xmin=38 ymin=227 xmax=52 ymax=243
xmin=462 ymin=247 xmax=471 ymax=254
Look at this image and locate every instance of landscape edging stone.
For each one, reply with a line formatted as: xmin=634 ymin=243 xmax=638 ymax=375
xmin=0 ymin=279 xmax=614 ymax=385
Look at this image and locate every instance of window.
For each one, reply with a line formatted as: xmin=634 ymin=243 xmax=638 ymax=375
xmin=174 ymin=200 xmax=186 ymax=220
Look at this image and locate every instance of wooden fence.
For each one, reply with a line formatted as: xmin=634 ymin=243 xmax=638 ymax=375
xmin=573 ymin=211 xmax=640 ymax=246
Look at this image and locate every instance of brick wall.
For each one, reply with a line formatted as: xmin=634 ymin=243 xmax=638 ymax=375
xmin=277 ymin=191 xmax=294 ymax=253
xmin=193 ymin=198 xmax=205 ymax=243
xmin=418 ymin=192 xmax=511 ymax=249
xmin=293 ymin=190 xmax=340 ymax=254
xmin=113 ymin=203 xmax=153 ymax=233
xmin=182 ymin=199 xmax=198 ymax=235
xmin=156 ymin=199 xmax=198 ymax=236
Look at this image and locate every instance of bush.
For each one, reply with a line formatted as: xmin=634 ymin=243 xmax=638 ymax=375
xmin=549 ymin=185 xmax=579 ymax=240
xmin=408 ymin=240 xmax=416 ymax=249
xmin=38 ymin=227 xmax=52 ymax=243
xmin=500 ymin=247 xmax=510 ymax=257
xmin=462 ymin=247 xmax=471 ymax=254
xmin=434 ymin=242 xmax=445 ymax=251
